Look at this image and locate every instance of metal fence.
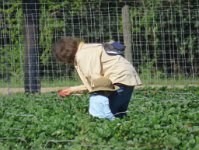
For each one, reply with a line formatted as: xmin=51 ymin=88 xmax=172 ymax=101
xmin=0 ymin=0 xmax=199 ymax=94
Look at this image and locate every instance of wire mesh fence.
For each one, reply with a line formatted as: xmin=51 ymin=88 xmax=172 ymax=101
xmin=0 ymin=0 xmax=199 ymax=94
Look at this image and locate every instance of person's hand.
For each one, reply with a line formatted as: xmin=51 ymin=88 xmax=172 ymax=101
xmin=58 ymin=88 xmax=71 ymax=97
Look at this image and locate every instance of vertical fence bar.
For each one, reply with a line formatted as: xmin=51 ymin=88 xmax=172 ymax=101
xmin=122 ymin=4 xmax=133 ymax=64
xmin=22 ymin=0 xmax=40 ymax=93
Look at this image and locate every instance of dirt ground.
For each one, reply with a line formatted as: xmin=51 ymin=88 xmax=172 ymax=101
xmin=0 ymin=87 xmax=61 ymax=95
xmin=0 ymin=84 xmax=198 ymax=95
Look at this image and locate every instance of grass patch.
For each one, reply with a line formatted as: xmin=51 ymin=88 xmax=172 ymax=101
xmin=1 ymin=77 xmax=199 ymax=88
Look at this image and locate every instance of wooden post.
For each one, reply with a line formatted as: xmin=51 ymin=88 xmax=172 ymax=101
xmin=122 ymin=5 xmax=133 ymax=64
xmin=22 ymin=0 xmax=40 ymax=93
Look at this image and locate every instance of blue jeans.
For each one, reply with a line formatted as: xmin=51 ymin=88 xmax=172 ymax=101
xmin=89 ymin=85 xmax=134 ymax=119
xmin=109 ymin=85 xmax=134 ymax=117
xmin=89 ymin=94 xmax=115 ymax=121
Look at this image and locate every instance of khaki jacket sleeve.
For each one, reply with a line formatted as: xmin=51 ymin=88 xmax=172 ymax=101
xmin=75 ymin=65 xmax=92 ymax=92
xmin=75 ymin=46 xmax=103 ymax=92
xmin=70 ymin=85 xmax=88 ymax=94
xmin=89 ymin=52 xmax=102 ymax=82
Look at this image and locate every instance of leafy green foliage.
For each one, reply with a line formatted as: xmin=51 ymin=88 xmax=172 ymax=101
xmin=0 ymin=2 xmax=24 ymax=80
xmin=0 ymin=87 xmax=199 ymax=149
xmin=131 ymin=0 xmax=199 ymax=78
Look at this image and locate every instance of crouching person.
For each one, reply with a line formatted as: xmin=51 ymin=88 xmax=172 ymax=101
xmin=53 ymin=36 xmax=142 ymax=120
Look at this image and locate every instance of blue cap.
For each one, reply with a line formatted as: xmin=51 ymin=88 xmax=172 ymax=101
xmin=111 ymin=42 xmax=126 ymax=51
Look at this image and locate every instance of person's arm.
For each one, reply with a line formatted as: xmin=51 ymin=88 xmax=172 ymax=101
xmin=65 ymin=85 xmax=88 ymax=94
xmin=75 ymin=45 xmax=103 ymax=92
xmin=58 ymin=85 xmax=88 ymax=97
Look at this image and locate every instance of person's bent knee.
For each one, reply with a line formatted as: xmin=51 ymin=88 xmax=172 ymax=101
xmin=89 ymin=94 xmax=115 ymax=121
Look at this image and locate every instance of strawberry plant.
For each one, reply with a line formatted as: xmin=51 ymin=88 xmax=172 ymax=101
xmin=0 ymin=87 xmax=199 ymax=149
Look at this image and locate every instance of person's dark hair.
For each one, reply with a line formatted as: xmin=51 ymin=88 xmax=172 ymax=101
xmin=52 ymin=36 xmax=80 ymax=64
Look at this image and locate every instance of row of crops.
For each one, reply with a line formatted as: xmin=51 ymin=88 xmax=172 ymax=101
xmin=0 ymin=87 xmax=199 ymax=149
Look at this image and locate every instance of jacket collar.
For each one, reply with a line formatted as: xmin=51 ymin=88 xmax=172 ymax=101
xmin=74 ymin=42 xmax=84 ymax=65
xmin=77 ymin=42 xmax=84 ymax=52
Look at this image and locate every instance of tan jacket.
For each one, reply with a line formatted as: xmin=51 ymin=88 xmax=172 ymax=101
xmin=72 ymin=42 xmax=142 ymax=93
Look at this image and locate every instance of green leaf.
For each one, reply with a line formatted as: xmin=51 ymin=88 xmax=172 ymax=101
xmin=164 ymin=135 xmax=181 ymax=147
